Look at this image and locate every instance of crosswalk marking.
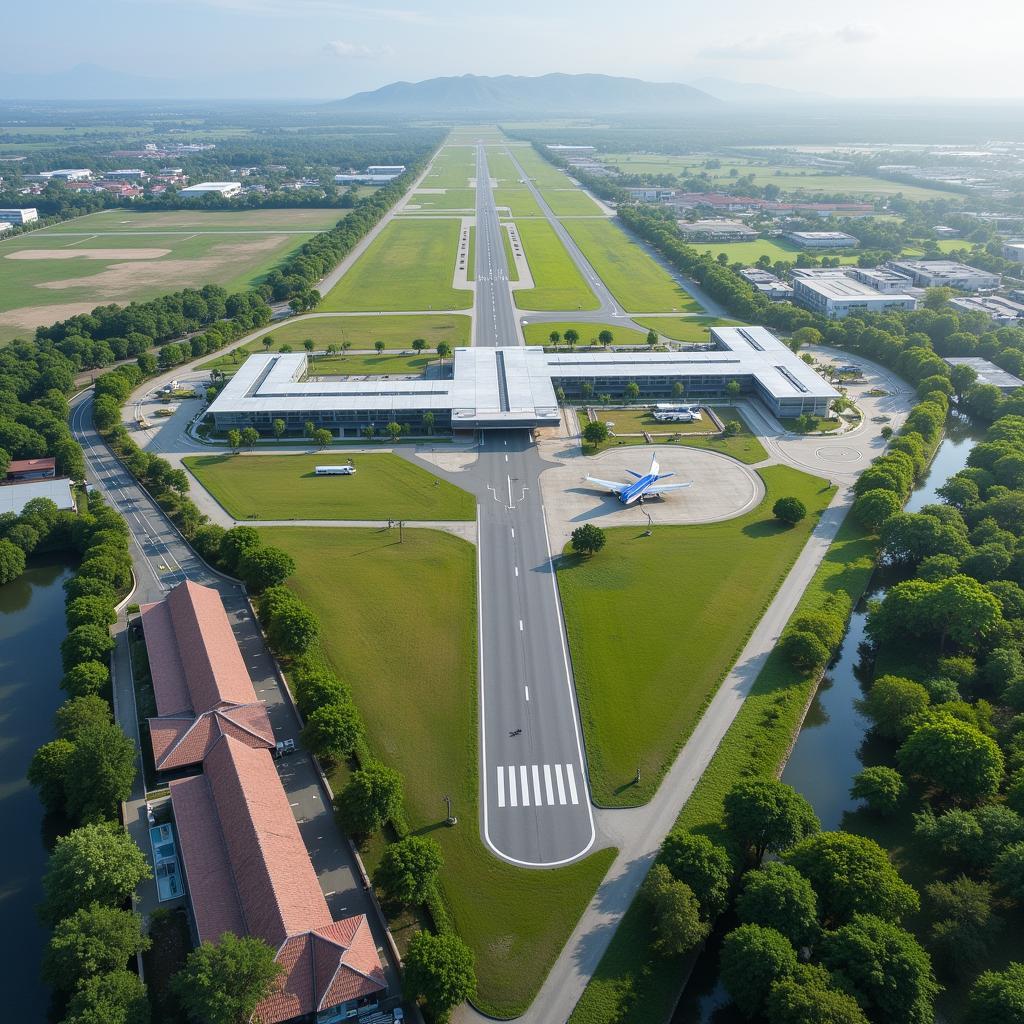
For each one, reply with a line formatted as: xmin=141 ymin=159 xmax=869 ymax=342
xmin=493 ymin=764 xmax=581 ymax=809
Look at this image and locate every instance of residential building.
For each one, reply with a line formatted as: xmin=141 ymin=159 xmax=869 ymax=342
xmin=739 ymin=267 xmax=794 ymax=301
xmin=178 ymin=181 xmax=242 ymax=198
xmin=139 ymin=580 xmax=274 ymax=773
xmin=784 ymin=231 xmax=859 ymax=249
xmin=0 ymin=207 xmax=38 ymax=224
xmin=944 ymin=356 xmax=1024 ymax=393
xmin=0 ymin=477 xmax=75 ymax=516
xmin=678 ymin=219 xmax=758 ymax=242
xmin=791 ymin=270 xmax=917 ymax=319
xmin=885 ymin=259 xmax=1001 ymax=291
xmin=848 ymin=266 xmax=916 ymax=294
xmin=949 ymin=295 xmax=1024 ymax=324
xmin=1003 ymin=242 xmax=1024 ymax=263
xmin=5 ymin=457 xmax=55 ymax=481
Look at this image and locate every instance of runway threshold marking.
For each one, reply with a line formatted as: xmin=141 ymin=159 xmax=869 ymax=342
xmin=495 ymin=765 xmax=579 ymax=807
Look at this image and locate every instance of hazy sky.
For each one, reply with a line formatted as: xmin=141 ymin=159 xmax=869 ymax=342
xmin=13 ymin=0 xmax=1024 ymax=99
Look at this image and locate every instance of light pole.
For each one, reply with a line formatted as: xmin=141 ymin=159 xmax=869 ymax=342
xmin=443 ymin=794 xmax=457 ymax=827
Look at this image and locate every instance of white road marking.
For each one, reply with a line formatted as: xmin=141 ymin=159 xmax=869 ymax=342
xmin=524 ymin=685 xmax=530 ymax=701
xmin=532 ymin=765 xmax=542 ymax=805
xmin=519 ymin=619 xmax=524 ymax=631
xmin=497 ymin=766 xmax=506 ymax=808
xmin=566 ymin=764 xmax=580 ymax=805
xmin=544 ymin=764 xmax=555 ymax=805
xmin=514 ymin=566 xmax=519 ymax=577
xmin=555 ymin=764 xmax=567 ymax=804
xmin=507 ymin=766 xmax=518 ymax=807
xmin=510 ymin=528 xmax=514 ymax=538
xmin=520 ymin=765 xmax=530 ymax=807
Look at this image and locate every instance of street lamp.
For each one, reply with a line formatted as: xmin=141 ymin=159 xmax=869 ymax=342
xmin=443 ymin=794 xmax=457 ymax=827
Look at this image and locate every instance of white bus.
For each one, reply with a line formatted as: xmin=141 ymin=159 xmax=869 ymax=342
xmin=315 ymin=465 xmax=356 ymax=476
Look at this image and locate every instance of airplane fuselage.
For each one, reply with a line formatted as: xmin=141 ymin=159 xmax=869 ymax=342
xmin=619 ymin=473 xmax=660 ymax=504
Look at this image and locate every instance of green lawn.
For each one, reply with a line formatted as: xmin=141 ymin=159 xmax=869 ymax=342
xmin=260 ymin=527 xmax=616 ymax=1016
xmin=562 ymin=218 xmax=703 ymax=313
xmin=403 ymin=189 xmax=476 ymax=212
xmin=422 ymin=146 xmax=477 ymax=189
xmin=182 ymin=452 xmax=475 ymax=520
xmin=557 ymin=465 xmax=834 ymax=806
xmin=691 ymin=238 xmax=860 ymax=266
xmin=511 ymin=146 xmax=576 ymax=188
xmin=522 ymin=321 xmax=647 ymax=346
xmin=493 ymin=187 xmax=544 ymax=217
xmin=594 ymin=406 xmax=720 ymax=435
xmin=484 ymin=148 xmax=522 ymax=185
xmin=632 ymin=316 xmax=743 ymax=343
xmin=513 ymin=219 xmax=600 ymax=311
xmin=320 ymin=219 xmax=472 ymax=312
xmin=570 ymin=511 xmax=877 ymax=1024
xmin=502 ymin=227 xmax=519 ymax=282
xmin=584 ymin=427 xmax=768 ymax=465
xmin=542 ymin=188 xmax=602 ymax=216
xmin=310 ymin=352 xmax=438 ymax=376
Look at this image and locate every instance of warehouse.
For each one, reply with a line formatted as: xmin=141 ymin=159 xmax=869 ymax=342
xmin=791 ymin=270 xmax=917 ymax=320
xmin=178 ymin=181 xmax=242 ymax=198
xmin=885 ymin=259 xmax=1000 ymax=291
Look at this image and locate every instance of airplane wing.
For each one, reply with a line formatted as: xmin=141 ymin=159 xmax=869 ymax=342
xmin=644 ymin=481 xmax=692 ymax=495
xmin=585 ymin=476 xmax=627 ymax=493
xmin=626 ymin=470 xmax=643 ymax=479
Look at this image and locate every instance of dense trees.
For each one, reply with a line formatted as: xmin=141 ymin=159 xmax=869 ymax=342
xmin=337 ymin=761 xmax=403 ymax=835
xmin=735 ymin=863 xmax=819 ymax=948
xmin=375 ymin=836 xmax=443 ymax=908
xmin=403 ymin=932 xmax=477 ymax=1023
xmin=723 ymin=779 xmax=820 ymax=867
xmin=659 ymin=830 xmax=733 ymax=918
xmin=898 ymin=715 xmax=1004 ymax=803
xmin=43 ymin=904 xmax=150 ymax=993
xmin=721 ymin=924 xmax=798 ymax=1017
xmin=642 ymin=863 xmax=709 ymax=957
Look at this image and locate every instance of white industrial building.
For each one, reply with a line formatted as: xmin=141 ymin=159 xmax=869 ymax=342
xmin=27 ymin=168 xmax=92 ymax=182
xmin=206 ymin=326 xmax=838 ymax=436
xmin=1004 ymin=242 xmax=1024 ymax=263
xmin=678 ymin=219 xmax=758 ymax=242
xmin=0 ymin=207 xmax=38 ymax=224
xmin=334 ymin=165 xmax=406 ymax=184
xmin=949 ymin=295 xmax=1024 ymax=323
xmin=885 ymin=260 xmax=1000 ymax=291
xmin=848 ymin=266 xmax=916 ymax=294
xmin=546 ymin=145 xmax=596 ymax=153
xmin=105 ymin=169 xmax=146 ymax=180
xmin=178 ymin=181 xmax=242 ymax=198
xmin=0 ymin=478 xmax=76 ymax=516
xmin=785 ymin=231 xmax=859 ymax=249
xmin=791 ymin=269 xmax=917 ymax=320
xmin=944 ymin=357 xmax=1024 ymax=393
xmin=739 ymin=268 xmax=793 ymax=301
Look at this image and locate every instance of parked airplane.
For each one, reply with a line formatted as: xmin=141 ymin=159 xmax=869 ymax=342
xmin=585 ymin=454 xmax=692 ymax=504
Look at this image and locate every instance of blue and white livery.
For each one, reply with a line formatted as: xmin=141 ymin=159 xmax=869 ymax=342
xmin=585 ymin=454 xmax=692 ymax=505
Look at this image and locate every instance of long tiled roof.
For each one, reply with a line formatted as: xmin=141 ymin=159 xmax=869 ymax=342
xmin=149 ymin=704 xmax=274 ymax=772
xmin=140 ymin=580 xmax=256 ymax=718
xmin=170 ymin=735 xmax=385 ymax=1022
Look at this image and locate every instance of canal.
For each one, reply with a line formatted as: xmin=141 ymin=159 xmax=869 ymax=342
xmin=0 ymin=557 xmax=76 ymax=1022
xmin=675 ymin=413 xmax=984 ymax=1022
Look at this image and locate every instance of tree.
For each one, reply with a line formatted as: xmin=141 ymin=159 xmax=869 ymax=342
xmin=642 ymin=863 xmax=708 ymax=957
xmin=403 ymin=931 xmax=476 ymax=1023
xmin=337 ymin=761 xmax=403 ymax=834
xmin=64 ymin=970 xmax=151 ymax=1024
xmin=65 ymin=720 xmax=138 ymax=824
xmin=266 ymin=599 xmax=319 ymax=658
xmin=548 ymin=330 xmax=561 ymax=347
xmin=304 ymin=420 xmax=316 ymax=440
xmin=720 ymin=924 xmax=798 ymax=1017
xmin=725 ymin=379 xmax=742 ymax=400
xmin=436 ymin=342 xmax=452 ymax=367
xmin=860 ymin=676 xmax=931 ymax=741
xmin=375 ymin=835 xmax=443 ymax=907
xmin=304 ymin=338 xmax=315 ymax=354
xmin=42 ymin=823 xmax=151 ymax=925
xmin=853 ymin=488 xmax=902 ymax=532
xmin=599 ymin=329 xmax=614 ymax=348
xmin=237 ymin=546 xmax=295 ymax=591
xmin=301 ymin=702 xmax=362 ymax=764
xmin=723 ymin=419 xmax=741 ymax=437
xmin=61 ymin=624 xmax=115 ymax=672
xmin=172 ymin=934 xmax=284 ymax=1024
xmin=898 ymin=714 xmax=1004 ymax=803
xmin=218 ymin=526 xmax=261 ymax=574
xmin=646 ymin=329 xmax=658 ymax=348
xmin=724 ymin=779 xmax=820 ymax=867
xmin=240 ymin=426 xmax=259 ymax=450
xmin=226 ymin=428 xmax=241 ymax=451
xmin=783 ymin=832 xmax=919 ymax=925
xmin=570 ymin=524 xmax=606 ymax=556
xmin=43 ymin=903 xmax=150 ymax=992
xmin=624 ymin=381 xmax=640 ymax=403
xmin=385 ymin=421 xmax=403 ymax=443
xmin=262 ymin=334 xmax=275 ymax=351
xmin=582 ymin=420 xmax=609 ymax=445
xmin=374 ymin=340 xmax=386 ymax=354
xmin=272 ymin=418 xmax=286 ymax=440
xmin=965 ymin=963 xmax=1024 ymax=1024
xmin=850 ymin=765 xmax=906 ymax=815
xmin=820 ymin=914 xmax=940 ymax=1024
xmin=923 ymin=285 xmax=956 ymax=309
xmin=412 ymin=338 xmax=427 ymax=353
xmin=56 ymin=694 xmax=112 ymax=741
xmin=926 ymin=876 xmax=1000 ymax=977
xmin=736 ymin=862 xmax=819 ymax=948
xmin=789 ymin=327 xmax=823 ymax=352
xmin=659 ymin=830 xmax=732 ymax=918
xmin=66 ymin=596 xmax=117 ymax=631
xmin=773 ymin=497 xmax=808 ymax=525
xmin=564 ymin=329 xmax=579 ymax=349
xmin=766 ymin=964 xmax=869 ymax=1024
xmin=28 ymin=738 xmax=75 ymax=814
xmin=992 ymin=842 xmax=1024 ymax=903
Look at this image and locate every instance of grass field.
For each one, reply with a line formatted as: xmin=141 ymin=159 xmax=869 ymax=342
xmin=558 ymin=465 xmax=833 ymax=806
xmin=541 ymin=189 xmax=602 ymax=216
xmin=570 ymin=513 xmax=876 ymax=1024
xmin=493 ymin=187 xmax=544 ymax=217
xmin=512 ymin=146 xmax=577 ymax=188
xmin=0 ymin=208 xmax=344 ymax=343
xmin=502 ymin=227 xmax=519 ymax=281
xmin=632 ymin=316 xmax=743 ymax=343
xmin=260 ymin=527 xmax=616 ymax=1016
xmin=422 ymin=145 xmax=477 ymax=189
xmin=562 ymin=218 xmax=703 ymax=313
xmin=595 ymin=406 xmax=715 ymax=434
xmin=512 ymin=219 xmax=599 ymax=311
xmin=403 ymin=189 xmax=476 ymax=213
xmin=182 ymin=452 xmax=475 ymax=520
xmin=690 ymin=238 xmax=860 ymax=266
xmin=320 ymin=219 xmax=472 ymax=312
xmin=310 ymin=352 xmax=437 ymax=376
xmin=522 ymin=321 xmax=647 ymax=346
xmin=484 ymin=148 xmax=522 ymax=184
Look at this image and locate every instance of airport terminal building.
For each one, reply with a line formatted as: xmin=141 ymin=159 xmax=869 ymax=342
xmin=207 ymin=326 xmax=838 ymax=436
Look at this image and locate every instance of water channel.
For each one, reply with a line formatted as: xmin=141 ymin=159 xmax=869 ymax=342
xmin=0 ymin=557 xmax=75 ymax=1021
xmin=675 ymin=413 xmax=985 ymax=1023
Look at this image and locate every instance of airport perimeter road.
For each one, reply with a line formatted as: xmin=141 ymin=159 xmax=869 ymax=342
xmin=68 ymin=391 xmax=399 ymax=989
xmin=474 ymin=430 xmax=596 ymax=867
xmin=474 ymin=144 xmax=520 ymax=346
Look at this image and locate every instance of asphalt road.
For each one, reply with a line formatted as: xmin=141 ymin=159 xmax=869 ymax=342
xmin=469 ymin=143 xmax=597 ymax=866
xmin=68 ymin=391 xmax=400 ymax=991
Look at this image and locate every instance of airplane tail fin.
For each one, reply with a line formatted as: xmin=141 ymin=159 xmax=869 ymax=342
xmin=650 ymin=453 xmax=660 ymax=477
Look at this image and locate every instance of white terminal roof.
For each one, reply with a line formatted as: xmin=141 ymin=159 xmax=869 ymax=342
xmin=208 ymin=328 xmax=838 ymax=426
xmin=179 ymin=181 xmax=240 ymax=192
xmin=795 ymin=274 xmax=915 ymax=302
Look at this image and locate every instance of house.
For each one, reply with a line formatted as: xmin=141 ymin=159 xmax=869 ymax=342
xmin=5 ymin=457 xmax=56 ymax=481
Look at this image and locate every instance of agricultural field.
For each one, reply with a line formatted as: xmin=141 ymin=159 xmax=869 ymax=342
xmin=0 ymin=208 xmax=344 ymax=344
xmin=522 ymin=321 xmax=647 ymax=346
xmin=260 ymin=526 xmax=616 ymax=1016
xmin=562 ymin=218 xmax=703 ymax=312
xmin=183 ymin=452 xmax=475 ymax=521
xmin=557 ymin=465 xmax=834 ymax=806
xmin=632 ymin=316 xmax=743 ymax=343
xmin=493 ymin=187 xmax=544 ymax=217
xmin=421 ymin=145 xmax=478 ymax=189
xmin=512 ymin=219 xmax=600 ymax=311
xmin=319 ymin=218 xmax=472 ymax=312
xmin=403 ymin=189 xmax=476 ymax=213
xmin=541 ymin=188 xmax=603 ymax=216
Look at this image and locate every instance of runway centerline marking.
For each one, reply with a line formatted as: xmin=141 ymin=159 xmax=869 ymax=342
xmin=524 ymin=685 xmax=530 ymax=701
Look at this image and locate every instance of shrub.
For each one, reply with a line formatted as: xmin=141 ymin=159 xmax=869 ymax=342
xmin=773 ymin=497 xmax=807 ymax=525
xmin=850 ymin=765 xmax=906 ymax=815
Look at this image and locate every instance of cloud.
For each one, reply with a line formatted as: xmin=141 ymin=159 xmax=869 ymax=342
xmin=700 ymin=24 xmax=878 ymax=61
xmin=325 ymin=39 xmax=394 ymax=59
